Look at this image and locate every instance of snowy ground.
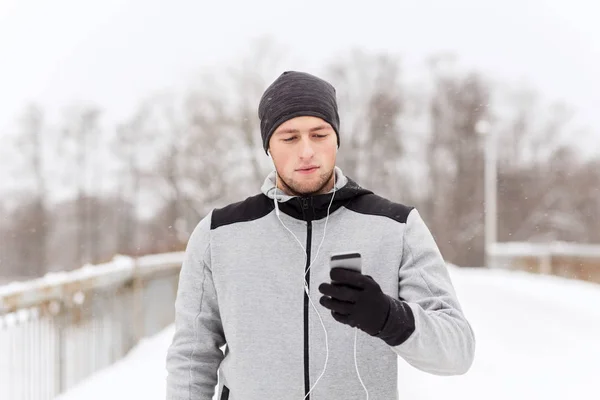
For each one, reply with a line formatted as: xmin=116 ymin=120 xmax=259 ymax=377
xmin=55 ymin=265 xmax=600 ymax=400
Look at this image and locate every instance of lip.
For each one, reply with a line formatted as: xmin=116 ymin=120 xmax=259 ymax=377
xmin=296 ymin=166 xmax=319 ymax=174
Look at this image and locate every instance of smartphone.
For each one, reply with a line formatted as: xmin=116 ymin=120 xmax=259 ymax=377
xmin=329 ymin=252 xmax=362 ymax=274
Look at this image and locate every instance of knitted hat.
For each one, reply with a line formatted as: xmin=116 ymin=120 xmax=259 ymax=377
xmin=258 ymin=71 xmax=340 ymax=154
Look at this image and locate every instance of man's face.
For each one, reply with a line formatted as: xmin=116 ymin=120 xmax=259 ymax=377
xmin=268 ymin=116 xmax=338 ymax=196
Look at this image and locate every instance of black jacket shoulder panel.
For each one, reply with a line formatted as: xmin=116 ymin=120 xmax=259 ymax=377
xmin=211 ymin=194 xmax=274 ymax=230
xmin=345 ymin=193 xmax=414 ymax=224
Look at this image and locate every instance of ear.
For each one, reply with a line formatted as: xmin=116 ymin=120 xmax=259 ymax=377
xmin=267 ymin=151 xmax=275 ymax=168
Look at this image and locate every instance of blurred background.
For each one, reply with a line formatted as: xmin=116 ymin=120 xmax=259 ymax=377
xmin=0 ymin=0 xmax=599 ymax=399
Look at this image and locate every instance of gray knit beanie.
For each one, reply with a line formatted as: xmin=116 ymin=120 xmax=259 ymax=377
xmin=258 ymin=71 xmax=340 ymax=154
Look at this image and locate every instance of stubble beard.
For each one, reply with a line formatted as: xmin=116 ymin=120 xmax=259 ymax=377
xmin=277 ymin=168 xmax=335 ymax=196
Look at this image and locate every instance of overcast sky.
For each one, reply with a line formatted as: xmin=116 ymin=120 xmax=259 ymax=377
xmin=1 ymin=0 xmax=599 ymax=155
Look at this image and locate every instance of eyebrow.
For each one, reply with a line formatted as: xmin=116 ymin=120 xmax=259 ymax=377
xmin=275 ymin=125 xmax=330 ymax=135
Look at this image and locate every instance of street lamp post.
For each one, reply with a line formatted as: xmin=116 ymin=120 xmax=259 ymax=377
xmin=476 ymin=119 xmax=497 ymax=268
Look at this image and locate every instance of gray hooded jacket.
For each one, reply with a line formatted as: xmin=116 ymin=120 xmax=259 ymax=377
xmin=165 ymin=167 xmax=475 ymax=400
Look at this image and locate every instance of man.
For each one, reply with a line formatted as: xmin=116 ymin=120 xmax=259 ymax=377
xmin=165 ymin=71 xmax=475 ymax=400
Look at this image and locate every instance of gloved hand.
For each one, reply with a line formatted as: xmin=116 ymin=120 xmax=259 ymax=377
xmin=318 ymin=267 xmax=391 ymax=337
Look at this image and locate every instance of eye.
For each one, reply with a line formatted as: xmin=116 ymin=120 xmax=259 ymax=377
xmin=282 ymin=136 xmax=296 ymax=142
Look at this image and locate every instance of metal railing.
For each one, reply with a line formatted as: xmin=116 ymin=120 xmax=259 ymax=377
xmin=0 ymin=252 xmax=184 ymax=400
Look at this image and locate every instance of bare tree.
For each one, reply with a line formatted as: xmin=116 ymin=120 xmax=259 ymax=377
xmin=498 ymin=87 xmax=574 ymax=170
xmin=574 ymin=158 xmax=600 ymax=242
xmin=179 ymin=80 xmax=239 ymax=221
xmin=424 ymin=54 xmax=491 ymax=266
xmin=112 ymin=102 xmax=158 ymax=257
xmin=6 ymin=199 xmax=49 ymax=277
xmin=138 ymin=92 xmax=190 ymax=251
xmin=0 ymin=200 xmax=22 ymax=280
xmin=43 ymin=194 xmax=139 ymax=270
xmin=0 ymin=203 xmax=12 ymax=281
xmin=494 ymin=85 xmax=586 ymax=243
xmin=325 ymin=49 xmax=407 ymax=199
xmin=59 ymin=105 xmax=103 ymax=266
xmin=156 ymin=99 xmax=186 ymax=250
xmin=12 ymin=104 xmax=50 ymax=276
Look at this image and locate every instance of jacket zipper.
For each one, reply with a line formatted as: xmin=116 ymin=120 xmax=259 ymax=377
xmin=302 ymin=196 xmax=312 ymax=399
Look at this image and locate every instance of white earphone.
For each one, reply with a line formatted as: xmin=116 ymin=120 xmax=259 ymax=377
xmin=271 ymin=166 xmax=369 ymax=399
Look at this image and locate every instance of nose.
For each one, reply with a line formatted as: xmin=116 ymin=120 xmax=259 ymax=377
xmin=299 ymin=137 xmax=315 ymax=159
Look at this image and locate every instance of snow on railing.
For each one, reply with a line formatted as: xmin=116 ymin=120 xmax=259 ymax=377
xmin=489 ymin=241 xmax=600 ymax=284
xmin=0 ymin=252 xmax=185 ymax=400
xmin=490 ymin=241 xmax=600 ymax=258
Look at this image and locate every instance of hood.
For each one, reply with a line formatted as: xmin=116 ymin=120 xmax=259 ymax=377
xmin=260 ymin=166 xmax=373 ymax=221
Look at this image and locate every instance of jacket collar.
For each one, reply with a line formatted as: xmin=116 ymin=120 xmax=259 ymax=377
xmin=261 ymin=166 xmax=372 ymax=221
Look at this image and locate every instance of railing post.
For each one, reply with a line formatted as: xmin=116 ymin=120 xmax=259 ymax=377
xmin=132 ymin=255 xmax=144 ymax=343
xmin=539 ymin=252 xmax=552 ymax=275
xmin=55 ymin=310 xmax=65 ymax=396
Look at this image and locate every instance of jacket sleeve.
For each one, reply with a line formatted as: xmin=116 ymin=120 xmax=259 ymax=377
xmin=375 ymin=208 xmax=476 ymax=375
xmin=166 ymin=212 xmax=226 ymax=399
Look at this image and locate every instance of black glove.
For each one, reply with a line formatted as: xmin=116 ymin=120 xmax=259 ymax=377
xmin=318 ymin=267 xmax=391 ymax=337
